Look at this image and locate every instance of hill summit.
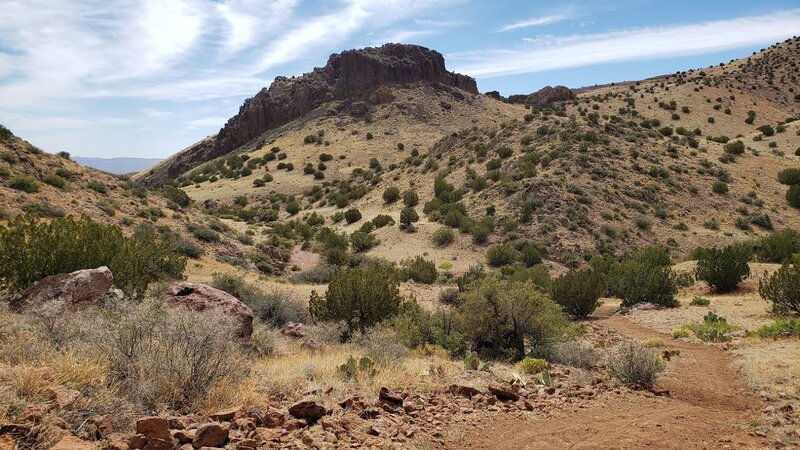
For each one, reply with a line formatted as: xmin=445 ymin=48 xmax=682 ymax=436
xmin=138 ymin=43 xmax=477 ymax=186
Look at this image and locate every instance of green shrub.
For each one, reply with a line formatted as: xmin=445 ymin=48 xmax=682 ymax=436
xmin=723 ymin=140 xmax=745 ymax=155
xmin=187 ymin=223 xmax=220 ymax=242
xmin=778 ymin=168 xmax=800 ymax=185
xmin=399 ymin=207 xmax=419 ymax=230
xmin=43 ymin=174 xmax=66 ymax=189
xmin=608 ymin=341 xmax=665 ymax=388
xmin=432 ymin=227 xmax=455 ymax=247
xmin=611 ymin=260 xmax=677 ymax=307
xmin=689 ymin=296 xmax=710 ymax=306
xmin=757 ymin=124 xmax=775 ymax=136
xmin=344 ymin=208 xmax=362 ymax=224
xmin=438 ymin=288 xmax=460 ymax=305
xmin=520 ymin=244 xmax=542 ymax=267
xmin=285 ymin=200 xmax=301 ymax=215
xmin=309 ymin=265 xmax=403 ymax=336
xmin=787 ymin=185 xmax=800 ymax=208
xmin=212 ymin=274 xmax=308 ymax=326
xmin=402 ymin=189 xmax=419 ymax=207
xmin=516 ymin=357 xmax=547 ymax=374
xmin=486 ymin=243 xmax=519 ymax=267
xmin=458 ymin=276 xmax=569 ymax=360
xmin=161 ymin=187 xmax=191 ymax=208
xmin=0 ymin=215 xmax=185 ymax=298
xmin=551 ymin=341 xmax=600 ymax=369
xmin=372 ymin=214 xmax=394 ymax=228
xmin=674 ymin=311 xmax=737 ymax=342
xmin=753 ymin=318 xmax=800 ymax=339
xmin=87 ymin=181 xmax=107 ymax=194
xmin=383 ymin=186 xmax=400 ymax=203
xmin=695 ymin=243 xmax=750 ymax=293
xmin=712 ymin=180 xmax=728 ymax=194
xmin=10 ymin=175 xmax=39 ymax=193
xmin=759 ymin=262 xmax=800 ymax=314
xmin=401 ymin=256 xmax=437 ymax=284
xmin=350 ymin=231 xmax=379 ymax=252
xmin=550 ymin=269 xmax=606 ymax=319
xmin=757 ymin=229 xmax=800 ymax=262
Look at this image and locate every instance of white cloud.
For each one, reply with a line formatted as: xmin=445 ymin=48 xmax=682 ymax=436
xmin=186 ymin=116 xmax=233 ymax=129
xmin=454 ymin=10 xmax=800 ymax=78
xmin=497 ymin=14 xmax=570 ymax=32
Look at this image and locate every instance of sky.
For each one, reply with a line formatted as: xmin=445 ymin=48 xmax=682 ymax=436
xmin=0 ymin=0 xmax=799 ymax=159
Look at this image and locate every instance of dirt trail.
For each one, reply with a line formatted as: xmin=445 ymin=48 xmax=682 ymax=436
xmin=442 ymin=307 xmax=765 ymax=449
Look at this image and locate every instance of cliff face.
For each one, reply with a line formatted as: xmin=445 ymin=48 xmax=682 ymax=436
xmin=507 ymin=85 xmax=576 ymax=105
xmin=138 ymin=44 xmax=477 ymax=186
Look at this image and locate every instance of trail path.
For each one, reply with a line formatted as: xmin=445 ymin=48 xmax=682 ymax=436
xmin=441 ymin=306 xmax=765 ymax=449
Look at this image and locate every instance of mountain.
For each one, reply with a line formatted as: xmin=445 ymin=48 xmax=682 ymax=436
xmin=72 ymin=156 xmax=162 ymax=175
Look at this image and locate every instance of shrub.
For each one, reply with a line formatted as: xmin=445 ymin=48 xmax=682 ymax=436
xmin=350 ymin=231 xmax=379 ymax=252
xmin=431 ymin=227 xmax=455 ymax=247
xmin=550 ymin=269 xmax=606 ymax=319
xmin=309 ymin=265 xmax=403 ymax=336
xmin=383 ymin=186 xmax=400 ymax=203
xmin=695 ymin=243 xmax=751 ymax=293
xmin=285 ymin=200 xmax=301 ymax=215
xmin=724 ymin=140 xmax=744 ymax=155
xmin=87 ymin=181 xmax=107 ymax=194
xmin=0 ymin=215 xmax=185 ymax=298
xmin=516 ymin=357 xmax=547 ymax=374
xmin=757 ymin=124 xmax=775 ymax=136
xmin=402 ymin=189 xmax=419 ymax=207
xmin=401 ymin=256 xmax=437 ymax=284
xmin=611 ymin=260 xmax=677 ymax=307
xmin=712 ymin=180 xmax=728 ymax=194
xmin=551 ymin=341 xmax=600 ymax=369
xmin=759 ymin=262 xmax=800 ymax=314
xmin=10 ymin=175 xmax=39 ymax=193
xmin=162 ymin=187 xmax=191 ymax=208
xmin=520 ymin=244 xmax=542 ymax=267
xmin=486 ymin=243 xmax=519 ymax=267
xmin=674 ymin=311 xmax=737 ymax=342
xmin=753 ymin=318 xmax=800 ymax=339
xmin=212 ymin=274 xmax=308 ymax=326
xmin=399 ymin=207 xmax=419 ymax=230
xmin=757 ymin=229 xmax=800 ymax=262
xmin=43 ymin=174 xmax=66 ymax=189
xmin=608 ymin=342 xmax=665 ymax=388
xmin=438 ymin=288 xmax=460 ymax=305
xmin=187 ymin=223 xmax=220 ymax=242
xmin=371 ymin=214 xmax=395 ymax=228
xmin=344 ymin=208 xmax=362 ymax=224
xmin=778 ymin=168 xmax=800 ymax=185
xmin=787 ymin=185 xmax=800 ymax=208
xmin=458 ymin=276 xmax=569 ymax=360
xmin=690 ymin=296 xmax=710 ymax=306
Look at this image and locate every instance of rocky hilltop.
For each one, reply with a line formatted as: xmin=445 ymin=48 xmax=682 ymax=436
xmin=137 ymin=44 xmax=477 ymax=186
xmin=507 ymin=85 xmax=576 ymax=105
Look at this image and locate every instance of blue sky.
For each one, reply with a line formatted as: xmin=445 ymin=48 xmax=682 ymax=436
xmin=0 ymin=0 xmax=798 ymax=158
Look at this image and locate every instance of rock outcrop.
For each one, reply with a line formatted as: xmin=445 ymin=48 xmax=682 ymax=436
xmin=11 ymin=267 xmax=114 ymax=313
xmin=508 ymin=85 xmax=576 ymax=105
xmin=161 ymin=282 xmax=254 ymax=339
xmin=137 ymin=44 xmax=477 ymax=186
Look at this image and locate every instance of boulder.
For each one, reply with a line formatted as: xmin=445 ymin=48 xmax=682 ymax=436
xmin=484 ymin=91 xmax=502 ymax=101
xmin=279 ymin=322 xmax=305 ymax=338
xmin=378 ymin=388 xmax=403 ymax=407
xmin=488 ymin=384 xmax=520 ymax=402
xmin=300 ymin=339 xmax=321 ymax=352
xmin=448 ymin=384 xmax=482 ymax=399
xmin=192 ymin=422 xmax=228 ymax=449
xmin=50 ymin=435 xmax=97 ymax=450
xmin=288 ymin=400 xmax=328 ymax=422
xmin=507 ymin=85 xmax=576 ymax=106
xmin=135 ymin=417 xmax=170 ymax=443
xmin=350 ymin=101 xmax=369 ymax=116
xmin=161 ymin=282 xmax=253 ymax=339
xmin=11 ymin=267 xmax=114 ymax=312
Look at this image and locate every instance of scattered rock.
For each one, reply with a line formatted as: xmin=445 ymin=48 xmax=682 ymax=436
xmin=208 ymin=408 xmax=238 ymax=422
xmin=192 ymin=422 xmax=228 ymax=449
xmin=488 ymin=384 xmax=520 ymax=402
xmin=51 ymin=435 xmax=97 ymax=450
xmin=280 ymin=322 xmax=306 ymax=338
xmin=135 ymin=417 xmax=170 ymax=443
xmin=300 ymin=339 xmax=322 ymax=352
xmin=378 ymin=388 xmax=403 ymax=407
xmin=12 ymin=267 xmax=114 ymax=312
xmin=161 ymin=282 xmax=253 ymax=339
xmin=288 ymin=400 xmax=328 ymax=422
xmin=448 ymin=384 xmax=481 ymax=399
xmin=350 ymin=101 xmax=368 ymax=116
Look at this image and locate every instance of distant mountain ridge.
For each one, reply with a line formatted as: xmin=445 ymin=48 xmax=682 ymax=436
xmin=73 ymin=156 xmax=162 ymax=175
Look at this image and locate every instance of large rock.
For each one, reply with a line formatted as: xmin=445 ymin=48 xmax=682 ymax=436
xmin=135 ymin=417 xmax=170 ymax=443
xmin=192 ymin=422 xmax=228 ymax=448
xmin=508 ymin=85 xmax=576 ymax=105
xmin=137 ymin=44 xmax=478 ymax=187
xmin=288 ymin=400 xmax=328 ymax=422
xmin=11 ymin=267 xmax=114 ymax=312
xmin=161 ymin=282 xmax=253 ymax=339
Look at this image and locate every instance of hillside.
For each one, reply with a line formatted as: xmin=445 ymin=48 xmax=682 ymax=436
xmin=134 ymin=38 xmax=800 ymax=275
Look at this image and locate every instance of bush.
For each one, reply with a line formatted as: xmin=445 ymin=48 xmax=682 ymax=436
xmin=212 ymin=274 xmax=308 ymax=326
xmin=43 ymin=174 xmax=66 ymax=189
xmin=344 ymin=208 xmax=362 ymax=224
xmin=350 ymin=231 xmax=379 ymax=252
xmin=438 ymin=288 xmax=460 ymax=305
xmin=486 ymin=243 xmax=519 ymax=267
xmin=695 ymin=243 xmax=751 ymax=293
xmin=371 ymin=214 xmax=395 ymax=228
xmin=689 ymin=296 xmax=710 ymax=306
xmin=724 ymin=140 xmax=744 ymax=155
xmin=431 ymin=227 xmax=455 ymax=247
xmin=383 ymin=186 xmax=400 ymax=203
xmin=551 ymin=341 xmax=600 ymax=369
xmin=520 ymin=244 xmax=542 ymax=267
xmin=401 ymin=256 xmax=437 ymax=284
xmin=757 ymin=124 xmax=775 ymax=136
xmin=759 ymin=262 xmax=800 ymax=314
xmin=757 ymin=229 xmax=800 ymax=263
xmin=778 ymin=168 xmax=800 ymax=185
xmin=0 ymin=215 xmax=185 ymax=298
xmin=608 ymin=341 xmax=665 ymax=388
xmin=399 ymin=207 xmax=419 ymax=230
xmin=753 ymin=318 xmax=800 ymax=339
xmin=162 ymin=187 xmax=190 ymax=208
xmin=309 ymin=265 xmax=403 ymax=336
xmin=10 ymin=175 xmax=39 ymax=193
xmin=87 ymin=181 xmax=108 ymax=194
xmin=402 ymin=189 xmax=419 ymax=207
xmin=457 ymin=276 xmax=569 ymax=360
xmin=285 ymin=200 xmax=301 ymax=215
xmin=187 ymin=223 xmax=220 ymax=242
xmin=674 ymin=311 xmax=737 ymax=342
xmin=611 ymin=260 xmax=677 ymax=307
xmin=516 ymin=357 xmax=547 ymax=374
xmin=550 ymin=269 xmax=606 ymax=319
xmin=712 ymin=180 xmax=728 ymax=194
xmin=787 ymin=185 xmax=800 ymax=208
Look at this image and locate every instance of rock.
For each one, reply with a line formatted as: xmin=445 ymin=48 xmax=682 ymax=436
xmin=208 ymin=408 xmax=238 ymax=422
xmin=618 ymin=302 xmax=659 ymax=314
xmin=507 ymin=85 xmax=576 ymax=105
xmin=350 ymin=101 xmax=369 ymax=116
xmin=11 ymin=267 xmax=114 ymax=312
xmin=448 ymin=384 xmax=482 ymax=399
xmin=172 ymin=430 xmax=194 ymax=444
xmin=368 ymin=86 xmax=395 ymax=105
xmin=280 ymin=322 xmax=306 ymax=338
xmin=128 ymin=434 xmax=147 ymax=450
xmin=142 ymin=438 xmax=173 ymax=450
xmin=484 ymin=91 xmax=502 ymax=101
xmin=488 ymin=384 xmax=520 ymax=402
xmin=378 ymin=387 xmax=403 ymax=407
xmin=288 ymin=400 xmax=328 ymax=422
xmin=51 ymin=435 xmax=97 ymax=450
xmin=88 ymin=416 xmax=113 ymax=439
xmin=46 ymin=387 xmax=82 ymax=409
xmin=192 ymin=422 xmax=228 ymax=449
xmin=300 ymin=339 xmax=322 ymax=352
xmin=135 ymin=417 xmax=170 ymax=443
xmin=161 ymin=282 xmax=253 ymax=339
xmin=138 ymin=44 xmax=477 ymax=187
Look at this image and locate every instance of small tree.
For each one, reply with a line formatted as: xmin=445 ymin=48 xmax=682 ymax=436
xmin=344 ymin=208 xmax=362 ymax=224
xmin=400 ymin=256 xmax=437 ymax=284
xmin=431 ymin=227 xmax=455 ymax=247
xmin=757 ymin=229 xmax=800 ymax=263
xmin=486 ymin=243 xmax=519 ymax=267
xmin=695 ymin=243 xmax=751 ymax=293
xmin=382 ymin=186 xmax=400 ymax=203
xmin=787 ymin=185 xmax=800 ymax=208
xmin=309 ymin=265 xmax=402 ymax=335
xmin=399 ymin=207 xmax=419 ymax=231
xmin=403 ymin=189 xmax=419 ymax=207
xmin=550 ymin=269 xmax=606 ymax=319
xmin=759 ymin=261 xmax=800 ymax=314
